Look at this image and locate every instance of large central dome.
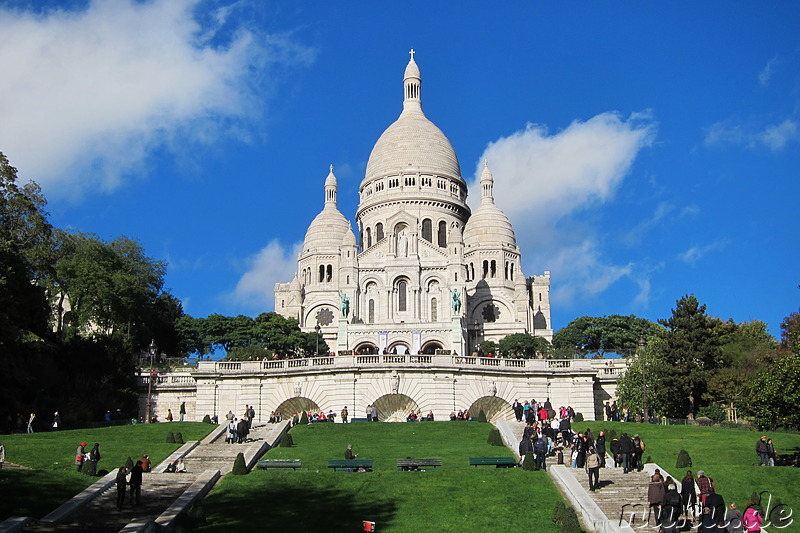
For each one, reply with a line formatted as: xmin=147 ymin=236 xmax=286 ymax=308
xmin=362 ymin=54 xmax=462 ymax=186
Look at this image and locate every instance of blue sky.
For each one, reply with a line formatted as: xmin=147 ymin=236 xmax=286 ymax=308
xmin=1 ymin=1 xmax=798 ymax=338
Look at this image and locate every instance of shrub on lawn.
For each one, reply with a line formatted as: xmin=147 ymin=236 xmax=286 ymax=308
xmin=478 ymin=410 xmax=488 ymax=423
xmin=551 ymin=501 xmax=566 ymax=525
xmin=299 ymin=412 xmax=309 ymax=425
xmin=522 ymin=452 xmax=536 ymax=471
xmin=202 ymin=414 xmax=211 ymax=424
xmin=608 ymin=429 xmax=617 ymax=440
xmin=769 ymin=497 xmax=791 ymax=528
xmin=676 ymin=449 xmax=692 ymax=468
xmin=232 ymin=452 xmax=247 ymax=475
xmin=646 ymin=455 xmax=653 ymax=464
xmin=166 ymin=431 xmax=176 ymax=443
xmin=82 ymin=461 xmax=97 ymax=476
xmin=487 ymin=427 xmax=504 ymax=446
xmin=176 ymin=432 xmax=185 ymax=444
xmin=574 ymin=413 xmax=584 ymax=423
xmin=279 ymin=432 xmax=294 ymax=447
xmin=561 ymin=505 xmax=581 ymax=533
xmin=124 ymin=456 xmax=134 ymax=469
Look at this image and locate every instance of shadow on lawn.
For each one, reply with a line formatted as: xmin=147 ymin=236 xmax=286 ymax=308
xmin=0 ymin=469 xmax=86 ymax=520
xmin=201 ymin=482 xmax=398 ymax=532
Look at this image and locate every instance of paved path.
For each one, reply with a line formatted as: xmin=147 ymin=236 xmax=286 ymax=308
xmin=17 ymin=421 xmax=289 ymax=532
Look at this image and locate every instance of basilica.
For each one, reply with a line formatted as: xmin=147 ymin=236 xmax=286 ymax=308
xmin=274 ymin=52 xmax=552 ymax=356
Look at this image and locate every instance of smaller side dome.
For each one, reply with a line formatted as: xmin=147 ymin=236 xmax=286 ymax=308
xmin=342 ymin=225 xmax=357 ymax=247
xmin=302 ymin=167 xmax=353 ymax=252
xmin=463 ymin=162 xmax=516 ymax=248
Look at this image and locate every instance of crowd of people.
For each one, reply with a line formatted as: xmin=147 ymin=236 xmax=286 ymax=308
xmin=223 ymin=405 xmax=256 ymax=444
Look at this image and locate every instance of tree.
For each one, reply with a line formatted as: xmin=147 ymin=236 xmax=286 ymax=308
xmin=616 ymin=336 xmax=680 ymax=417
xmin=656 ymin=295 xmax=723 ymax=417
xmin=498 ymin=333 xmax=551 ymax=357
xmin=552 ymin=314 xmax=662 ymax=354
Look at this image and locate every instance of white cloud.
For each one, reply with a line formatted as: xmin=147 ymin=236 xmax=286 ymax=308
xmin=677 ymin=240 xmax=728 ymax=266
xmin=704 ymin=119 xmax=799 ymax=152
xmin=759 ymin=56 xmax=778 ymax=87
xmin=0 ymin=0 xmax=312 ymax=195
xmin=469 ymin=111 xmax=656 ymax=308
xmin=231 ymin=240 xmax=302 ymax=311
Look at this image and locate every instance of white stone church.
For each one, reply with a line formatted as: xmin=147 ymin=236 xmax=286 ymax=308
xmin=275 ymin=52 xmax=552 ymax=356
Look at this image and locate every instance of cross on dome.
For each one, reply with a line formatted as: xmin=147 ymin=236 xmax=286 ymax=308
xmin=409 ymin=48 xmax=416 ymax=60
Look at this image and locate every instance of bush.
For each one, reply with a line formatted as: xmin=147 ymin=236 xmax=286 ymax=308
xmin=561 ymin=506 xmax=581 ymax=533
xmin=551 ymin=501 xmax=566 ymax=524
xmin=166 ymin=431 xmax=176 ymax=443
xmin=82 ymin=461 xmax=97 ymax=476
xmin=124 ymin=456 xmax=134 ymax=469
xmin=478 ymin=410 xmax=488 ymax=423
xmin=574 ymin=413 xmax=584 ymax=423
xmin=645 ymin=455 xmax=653 ymax=464
xmin=202 ymin=414 xmax=211 ymax=424
xmin=608 ymin=429 xmax=617 ymax=440
xmin=279 ymin=432 xmax=294 ymax=447
xmin=522 ymin=451 xmax=536 ymax=471
xmin=176 ymin=432 xmax=185 ymax=444
xmin=676 ymin=449 xmax=692 ymax=468
xmin=299 ymin=412 xmax=309 ymax=425
xmin=697 ymin=404 xmax=726 ymax=423
xmin=231 ymin=452 xmax=247 ymax=475
xmin=487 ymin=427 xmax=504 ymax=446
xmin=769 ymin=497 xmax=791 ymax=528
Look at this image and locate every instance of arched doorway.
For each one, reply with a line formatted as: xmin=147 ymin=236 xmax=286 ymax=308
xmin=387 ymin=343 xmax=410 ymax=355
xmin=274 ymin=397 xmax=321 ymax=419
xmin=466 ymin=396 xmax=514 ymax=423
xmin=421 ymin=341 xmax=443 ymax=354
xmin=371 ymin=394 xmax=420 ymax=422
xmin=355 ymin=342 xmax=378 ymax=355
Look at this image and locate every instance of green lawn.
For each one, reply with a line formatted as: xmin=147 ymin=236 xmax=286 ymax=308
xmin=197 ymin=422 xmax=564 ymax=533
xmin=579 ymin=421 xmax=800 ymax=510
xmin=0 ymin=422 xmax=214 ymax=519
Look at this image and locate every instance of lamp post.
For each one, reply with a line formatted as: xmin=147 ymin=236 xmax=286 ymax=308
xmin=315 ymin=323 xmax=321 ymax=356
xmin=145 ymin=339 xmax=156 ymax=424
xmin=639 ymin=336 xmax=647 ymax=422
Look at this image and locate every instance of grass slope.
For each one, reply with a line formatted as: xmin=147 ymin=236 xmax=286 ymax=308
xmin=580 ymin=421 xmax=800 ymax=511
xmin=197 ymin=422 xmax=563 ymax=533
xmin=0 ymin=422 xmax=213 ymax=519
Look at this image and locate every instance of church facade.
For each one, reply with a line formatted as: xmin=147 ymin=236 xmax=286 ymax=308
xmin=274 ymin=52 xmax=552 ymax=356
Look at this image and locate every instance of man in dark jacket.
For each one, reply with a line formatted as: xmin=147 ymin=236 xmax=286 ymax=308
xmin=512 ymin=400 xmax=523 ymax=422
xmin=115 ymin=466 xmax=128 ymax=511
xmin=619 ymin=433 xmax=634 ymax=473
xmin=237 ymin=418 xmax=249 ymax=443
xmin=559 ymin=417 xmax=572 ymax=446
xmin=609 ymin=436 xmax=621 ymax=468
xmin=647 ymin=472 xmax=666 ymax=525
xmin=756 ymin=435 xmax=770 ymax=466
xmin=533 ymin=437 xmax=548 ymax=471
xmin=129 ymin=461 xmax=143 ymax=505
xmin=661 ymin=482 xmax=683 ymax=532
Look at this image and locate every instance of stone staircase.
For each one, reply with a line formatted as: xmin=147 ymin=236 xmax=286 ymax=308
xmin=14 ymin=421 xmax=289 ymax=532
xmin=506 ymin=421 xmax=668 ymax=532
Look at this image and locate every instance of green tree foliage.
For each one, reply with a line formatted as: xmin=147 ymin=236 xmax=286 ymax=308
xmin=553 ymin=314 xmax=662 ymax=353
xmin=676 ymin=450 xmax=692 ymax=469
xmin=551 ymin=501 xmax=566 ymax=525
xmin=616 ymin=336 xmax=683 ymax=417
xmin=780 ymin=312 xmax=800 ymax=355
xmin=176 ymin=432 xmax=185 ymax=444
xmin=498 ymin=333 xmax=552 ymax=357
xmin=479 ymin=339 xmax=498 ymax=355
xmin=279 ymin=432 xmax=294 ymax=447
xmin=166 ymin=431 xmax=176 ymax=443
xmin=747 ymin=351 xmax=800 ymax=429
xmin=522 ymin=451 xmax=536 ymax=471
xmin=487 ymin=427 xmax=504 ymax=446
xmin=658 ymin=295 xmax=724 ymax=417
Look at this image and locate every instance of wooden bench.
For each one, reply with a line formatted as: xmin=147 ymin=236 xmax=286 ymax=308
xmin=327 ymin=459 xmax=373 ymax=472
xmin=351 ymin=417 xmax=370 ymax=423
xmin=397 ymin=458 xmax=442 ymax=471
xmin=256 ymin=459 xmax=302 ymax=470
xmin=469 ymin=457 xmax=518 ymax=468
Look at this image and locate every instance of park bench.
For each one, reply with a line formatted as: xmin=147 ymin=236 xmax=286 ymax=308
xmin=351 ymin=417 xmax=370 ymax=423
xmin=328 ymin=459 xmax=373 ymax=472
xmin=397 ymin=458 xmax=442 ymax=471
xmin=256 ymin=459 xmax=302 ymax=470
xmin=469 ymin=457 xmax=518 ymax=468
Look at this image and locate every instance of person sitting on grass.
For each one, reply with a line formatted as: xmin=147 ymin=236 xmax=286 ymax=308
xmin=345 ymin=444 xmax=358 ymax=460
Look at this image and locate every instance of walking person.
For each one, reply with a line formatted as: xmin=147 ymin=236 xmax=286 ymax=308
xmin=647 ymin=472 xmax=666 ymax=526
xmin=756 ymin=436 xmax=770 ymax=466
xmin=115 ymin=466 xmax=128 ymax=511
xmin=27 ymin=413 xmax=35 ymax=433
xmin=129 ymin=460 xmax=143 ymax=506
xmin=90 ymin=443 xmax=101 ymax=471
xmin=76 ymin=442 xmax=86 ymax=472
xmin=726 ymin=502 xmax=744 ymax=533
xmin=341 ymin=406 xmax=348 ymax=423
xmin=585 ymin=447 xmax=601 ymax=491
xmin=661 ymin=482 xmax=683 ymax=533
xmin=52 ymin=411 xmax=61 ymax=430
xmin=595 ymin=430 xmax=607 ymax=467
xmin=766 ymin=439 xmax=777 ymax=467
xmin=179 ymin=402 xmax=186 ymax=422
xmin=681 ymin=470 xmax=697 ymax=520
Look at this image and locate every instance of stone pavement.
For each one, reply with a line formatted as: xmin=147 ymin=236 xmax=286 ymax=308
xmin=14 ymin=421 xmax=289 ymax=532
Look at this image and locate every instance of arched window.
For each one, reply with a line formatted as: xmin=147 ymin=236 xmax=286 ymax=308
xmin=368 ymin=299 xmax=375 ymax=324
xmin=482 ymin=260 xmax=489 ymax=279
xmin=504 ymin=261 xmax=509 ymax=280
xmin=470 ymin=263 xmax=475 ymax=281
xmin=398 ymin=280 xmax=407 ymax=312
xmin=490 ymin=260 xmax=496 ymax=278
xmin=376 ymin=223 xmax=384 ymax=242
xmin=431 ymin=297 xmax=438 ymax=322
xmin=510 ymin=264 xmax=515 ymax=281
xmin=326 ymin=264 xmax=333 ymax=282
xmin=437 ymin=221 xmax=447 ymax=247
xmin=366 ymin=227 xmax=372 ymax=248
xmin=422 ymin=219 xmax=432 ymax=242
xmin=319 ymin=265 xmax=325 ymax=283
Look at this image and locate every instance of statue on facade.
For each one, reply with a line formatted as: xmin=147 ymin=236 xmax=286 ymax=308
xmin=339 ymin=291 xmax=350 ymax=318
xmin=391 ymin=372 xmax=400 ymax=394
xmin=397 ymin=230 xmax=408 ymax=257
xmin=451 ymin=289 xmax=461 ymax=314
